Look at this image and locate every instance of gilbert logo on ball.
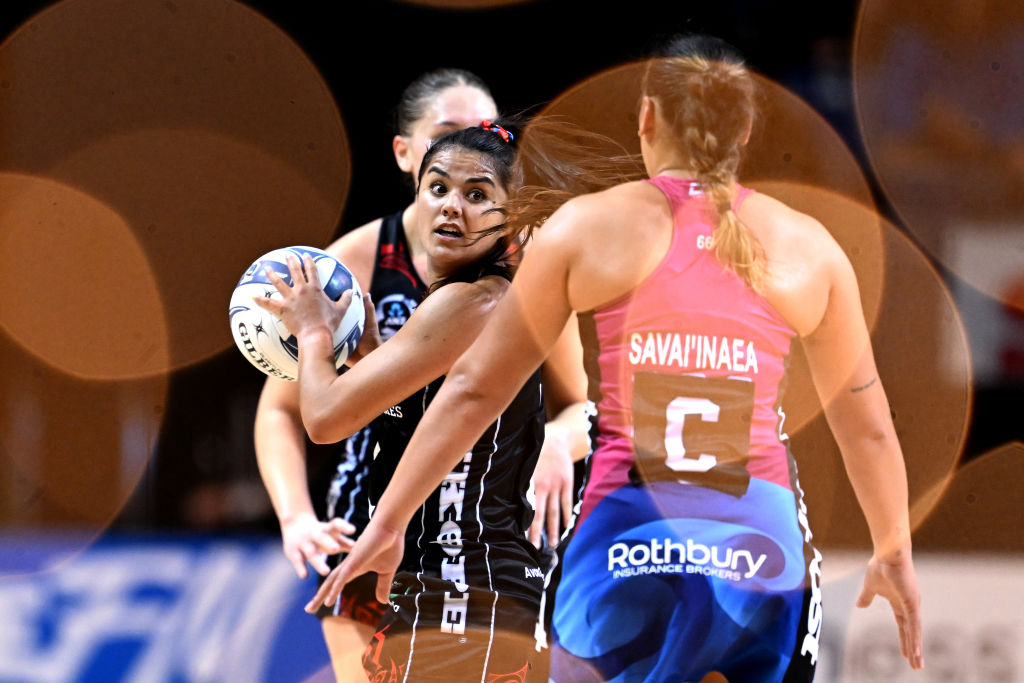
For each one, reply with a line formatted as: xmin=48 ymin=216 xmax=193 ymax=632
xmin=229 ymin=246 xmax=364 ymax=381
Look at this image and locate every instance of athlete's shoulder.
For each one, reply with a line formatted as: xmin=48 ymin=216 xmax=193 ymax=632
xmin=568 ymin=180 xmax=661 ymax=214
xmin=742 ymin=191 xmax=846 ymax=264
xmin=744 ymin=190 xmax=856 ymax=336
xmin=539 ymin=181 xmax=661 ymax=243
xmin=743 ymin=192 xmax=832 ymax=241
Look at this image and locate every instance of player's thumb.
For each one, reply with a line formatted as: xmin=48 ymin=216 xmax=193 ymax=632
xmin=376 ymin=570 xmax=396 ymax=605
xmin=856 ymin=582 xmax=876 ymax=609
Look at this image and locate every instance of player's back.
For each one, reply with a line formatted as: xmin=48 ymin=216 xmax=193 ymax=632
xmin=578 ymin=175 xmax=799 ymax=523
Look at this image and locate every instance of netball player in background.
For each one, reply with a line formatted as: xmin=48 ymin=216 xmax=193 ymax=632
xmin=253 ymin=70 xmax=584 ymax=681
xmin=259 ymin=122 xmax=549 ymax=681
xmin=309 ymin=35 xmax=924 ymax=681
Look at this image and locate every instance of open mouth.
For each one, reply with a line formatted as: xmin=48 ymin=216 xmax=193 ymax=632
xmin=434 ymin=225 xmax=462 ymax=239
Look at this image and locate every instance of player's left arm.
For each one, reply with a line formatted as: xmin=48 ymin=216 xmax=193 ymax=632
xmin=800 ymin=238 xmax=923 ymax=670
xmin=531 ymin=315 xmax=589 ymax=547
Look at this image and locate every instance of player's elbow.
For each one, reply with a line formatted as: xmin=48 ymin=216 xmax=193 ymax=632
xmin=301 ymin=406 xmax=345 ymax=445
xmin=305 ymin=423 xmax=334 ymax=445
xmin=446 ymin=369 xmax=486 ymax=406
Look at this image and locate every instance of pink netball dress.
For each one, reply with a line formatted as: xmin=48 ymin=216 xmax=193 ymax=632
xmin=551 ymin=176 xmax=821 ymax=683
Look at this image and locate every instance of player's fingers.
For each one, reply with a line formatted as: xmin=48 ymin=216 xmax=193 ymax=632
xmin=314 ymin=531 xmax=341 ymax=554
xmin=376 ymin=570 xmax=396 ymax=605
xmin=300 ymin=539 xmax=319 ymax=563
xmin=855 ymin=582 xmax=876 ymax=609
xmin=894 ymin=613 xmax=909 ymax=660
xmin=302 ymin=253 xmax=322 ymax=288
xmin=304 ymin=571 xmax=336 ymax=612
xmin=285 ymin=254 xmax=305 ymax=284
xmin=529 ymin=491 xmax=548 ymax=548
xmin=560 ymin=488 xmax=573 ymax=540
xmin=546 ymin=491 xmax=562 ymax=546
xmin=309 ymin=553 xmax=331 ymax=576
xmin=327 ymin=517 xmax=356 ymax=535
xmin=286 ymin=548 xmax=308 ymax=580
xmin=252 ymin=294 xmax=282 ymax=314
xmin=901 ymin=599 xmax=924 ymax=669
xmin=323 ymin=533 xmax=355 ymax=554
xmin=262 ymin=267 xmax=291 ymax=297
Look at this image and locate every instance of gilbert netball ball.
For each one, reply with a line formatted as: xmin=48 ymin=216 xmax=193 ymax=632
xmin=229 ymin=246 xmax=364 ymax=381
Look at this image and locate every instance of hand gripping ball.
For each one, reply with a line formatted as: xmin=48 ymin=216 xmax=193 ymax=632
xmin=229 ymin=246 xmax=364 ymax=381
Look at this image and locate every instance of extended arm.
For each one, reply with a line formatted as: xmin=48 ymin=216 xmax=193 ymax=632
xmin=801 ymin=243 xmax=923 ymax=670
xmin=531 ymin=314 xmax=590 ymax=547
xmin=254 ymin=377 xmax=353 ymax=577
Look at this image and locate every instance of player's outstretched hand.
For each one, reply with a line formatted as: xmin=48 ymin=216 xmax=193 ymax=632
xmin=857 ymin=551 xmax=924 ymax=670
xmin=528 ymin=431 xmax=575 ymax=549
xmin=304 ymin=517 xmax=405 ymax=611
xmin=280 ymin=513 xmax=355 ymax=579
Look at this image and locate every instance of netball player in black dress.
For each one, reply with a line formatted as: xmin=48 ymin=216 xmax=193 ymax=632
xmin=254 ymin=70 xmax=585 ymax=681
xmin=258 ymin=122 xmax=550 ymax=681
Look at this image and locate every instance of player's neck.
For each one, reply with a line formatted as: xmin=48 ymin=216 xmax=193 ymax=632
xmin=401 ymin=202 xmax=431 ymax=281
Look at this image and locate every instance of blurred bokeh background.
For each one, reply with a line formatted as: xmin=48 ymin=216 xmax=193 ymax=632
xmin=0 ymin=1 xmax=1020 ymax=681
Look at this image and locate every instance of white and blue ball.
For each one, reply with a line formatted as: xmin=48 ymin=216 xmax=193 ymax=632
xmin=229 ymin=246 xmax=364 ymax=381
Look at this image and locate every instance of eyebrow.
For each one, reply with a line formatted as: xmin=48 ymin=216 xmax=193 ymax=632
xmin=425 ymin=166 xmax=496 ymax=187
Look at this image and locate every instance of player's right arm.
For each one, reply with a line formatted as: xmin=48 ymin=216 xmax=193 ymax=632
xmin=252 ymin=219 xmax=379 ymax=579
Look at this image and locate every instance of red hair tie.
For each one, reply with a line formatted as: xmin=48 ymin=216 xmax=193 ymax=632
xmin=478 ymin=119 xmax=514 ymax=143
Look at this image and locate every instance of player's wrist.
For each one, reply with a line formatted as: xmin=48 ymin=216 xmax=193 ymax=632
xmin=297 ymin=326 xmax=333 ymax=348
xmin=279 ymin=509 xmax=317 ymax=527
xmin=872 ymin=536 xmax=913 ymax=565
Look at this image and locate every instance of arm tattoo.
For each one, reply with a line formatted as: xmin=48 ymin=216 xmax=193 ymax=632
xmin=851 ymin=377 xmax=877 ymax=393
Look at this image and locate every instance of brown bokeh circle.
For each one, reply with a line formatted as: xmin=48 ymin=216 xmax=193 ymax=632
xmin=854 ymin=0 xmax=1024 ymax=313
xmin=0 ymin=173 xmax=169 ymax=380
xmin=789 ymin=221 xmax=971 ymax=551
xmin=911 ymin=442 xmax=1024 ymax=553
xmin=0 ymin=328 xmax=167 ymax=574
xmin=0 ymin=0 xmax=350 ymax=375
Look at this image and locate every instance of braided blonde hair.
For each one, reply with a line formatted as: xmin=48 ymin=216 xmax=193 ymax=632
xmin=642 ymin=38 xmax=765 ymax=291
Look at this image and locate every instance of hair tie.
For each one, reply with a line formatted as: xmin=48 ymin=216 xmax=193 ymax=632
xmin=478 ymin=119 xmax=514 ymax=143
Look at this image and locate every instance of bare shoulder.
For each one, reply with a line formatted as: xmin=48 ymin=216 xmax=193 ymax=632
xmin=537 ymin=181 xmax=664 ymax=247
xmin=742 ymin=191 xmax=857 ymax=336
xmin=323 ymin=217 xmax=382 ymax=288
xmin=565 ymin=181 xmax=663 ymax=219
xmin=742 ymin=192 xmax=847 ymax=266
